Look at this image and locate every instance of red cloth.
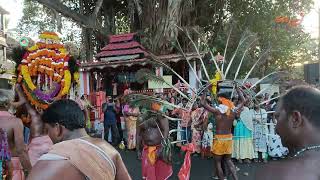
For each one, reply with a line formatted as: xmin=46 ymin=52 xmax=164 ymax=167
xmin=95 ymin=91 xmax=105 ymax=120
xmin=142 ymin=146 xmax=173 ymax=180
xmin=178 ymin=143 xmax=195 ymax=180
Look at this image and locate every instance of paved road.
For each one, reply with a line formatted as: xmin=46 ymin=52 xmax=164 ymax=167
xmin=120 ymin=149 xmax=263 ymax=180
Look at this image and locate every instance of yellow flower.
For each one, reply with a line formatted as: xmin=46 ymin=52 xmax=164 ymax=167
xmin=28 ymin=45 xmax=38 ymax=51
xmin=59 ymin=48 xmax=67 ymax=54
xmin=21 ymin=65 xmax=36 ymax=90
xmin=210 ymin=71 xmax=222 ymax=95
xmin=61 ymin=70 xmax=71 ymax=95
xmin=39 ymin=33 xmax=60 ymax=41
xmin=73 ymin=72 xmax=80 ymax=83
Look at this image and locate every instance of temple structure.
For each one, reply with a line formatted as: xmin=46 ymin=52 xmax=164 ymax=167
xmin=79 ymin=33 xmax=203 ymax=120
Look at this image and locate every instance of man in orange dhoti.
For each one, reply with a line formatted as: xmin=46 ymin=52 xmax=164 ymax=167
xmin=201 ymin=85 xmax=247 ymax=180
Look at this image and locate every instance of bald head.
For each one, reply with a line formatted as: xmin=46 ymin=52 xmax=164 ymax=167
xmin=281 ymin=86 xmax=320 ymax=127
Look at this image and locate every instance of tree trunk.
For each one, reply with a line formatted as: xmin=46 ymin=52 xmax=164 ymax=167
xmin=141 ymin=0 xmax=183 ymax=55
xmin=82 ymin=28 xmax=94 ymax=61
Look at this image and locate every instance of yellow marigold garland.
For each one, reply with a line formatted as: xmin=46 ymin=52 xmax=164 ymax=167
xmin=39 ymin=32 xmax=60 ymax=41
xmin=17 ymin=31 xmax=76 ymax=110
xmin=61 ymin=70 xmax=71 ymax=95
xmin=20 ymin=65 xmax=36 ymax=90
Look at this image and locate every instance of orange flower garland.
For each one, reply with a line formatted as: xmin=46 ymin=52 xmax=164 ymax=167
xmin=17 ymin=31 xmax=72 ymax=110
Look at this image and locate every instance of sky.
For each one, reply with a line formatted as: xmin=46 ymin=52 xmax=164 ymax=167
xmin=302 ymin=0 xmax=319 ymax=38
xmin=0 ymin=0 xmax=319 ymax=38
xmin=0 ymin=0 xmax=23 ymax=32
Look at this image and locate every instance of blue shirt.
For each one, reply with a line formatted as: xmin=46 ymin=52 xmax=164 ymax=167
xmin=104 ymin=105 xmax=116 ymax=125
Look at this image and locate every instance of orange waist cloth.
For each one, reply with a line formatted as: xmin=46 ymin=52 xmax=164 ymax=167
xmin=143 ymin=145 xmax=159 ymax=165
xmin=211 ymin=134 xmax=233 ymax=155
xmin=142 ymin=146 xmax=172 ymax=180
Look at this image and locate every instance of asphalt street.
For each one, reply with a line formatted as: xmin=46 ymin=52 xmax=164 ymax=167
xmin=120 ymin=149 xmax=263 ymax=180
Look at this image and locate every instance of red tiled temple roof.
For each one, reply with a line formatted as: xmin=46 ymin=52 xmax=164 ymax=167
xmin=109 ymin=33 xmax=136 ymax=43
xmin=83 ymin=33 xmax=204 ymax=71
xmin=101 ymin=41 xmax=145 ymax=51
xmin=97 ymin=48 xmax=147 ymax=57
xmin=80 ymin=53 xmax=203 ymax=71
xmin=96 ymin=33 xmax=147 ymax=59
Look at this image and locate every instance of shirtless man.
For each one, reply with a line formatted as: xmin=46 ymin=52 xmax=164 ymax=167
xmin=201 ymin=85 xmax=246 ymax=180
xmin=12 ymin=85 xmax=53 ymax=166
xmin=136 ymin=112 xmax=173 ymax=180
xmin=0 ymin=89 xmax=31 ymax=179
xmin=28 ymin=99 xmax=131 ymax=180
xmin=256 ymin=86 xmax=320 ymax=180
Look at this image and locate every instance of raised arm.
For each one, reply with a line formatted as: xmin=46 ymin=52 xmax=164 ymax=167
xmin=200 ymin=94 xmax=220 ymax=114
xmin=159 ymin=117 xmax=169 ymax=139
xmin=15 ymin=85 xmax=38 ymax=118
xmin=14 ymin=118 xmax=32 ymax=172
xmin=15 ymin=85 xmax=43 ymax=138
xmin=235 ymin=85 xmax=247 ymax=110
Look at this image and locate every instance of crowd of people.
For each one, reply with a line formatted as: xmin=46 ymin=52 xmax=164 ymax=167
xmin=98 ymin=90 xmax=288 ymax=160
xmin=92 ymin=87 xmax=289 ymax=179
xmin=1 ymin=84 xmax=320 ymax=180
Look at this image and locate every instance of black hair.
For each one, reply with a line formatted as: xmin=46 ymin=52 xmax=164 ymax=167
xmin=42 ymin=99 xmax=85 ymax=130
xmin=282 ymin=86 xmax=320 ymax=127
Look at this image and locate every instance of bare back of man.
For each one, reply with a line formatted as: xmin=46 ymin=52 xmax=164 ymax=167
xmin=0 ymin=115 xmax=32 ymax=174
xmin=136 ymin=114 xmax=172 ymax=180
xmin=215 ymin=113 xmax=235 ymax=134
xmin=139 ymin=119 xmax=163 ymax=146
xmin=137 ymin=115 xmax=169 ymax=159
xmin=205 ymin=109 xmax=238 ymax=180
xmin=201 ymin=86 xmax=245 ymax=180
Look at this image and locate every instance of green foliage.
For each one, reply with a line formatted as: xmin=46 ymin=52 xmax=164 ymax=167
xmin=201 ymin=0 xmax=316 ymax=79
xmin=68 ymin=56 xmax=79 ymax=75
xmin=17 ymin=0 xmax=316 ymax=79
xmin=17 ymin=0 xmax=56 ymax=37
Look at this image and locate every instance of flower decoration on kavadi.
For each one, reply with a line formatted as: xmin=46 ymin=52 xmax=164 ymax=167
xmin=17 ymin=32 xmax=72 ymax=109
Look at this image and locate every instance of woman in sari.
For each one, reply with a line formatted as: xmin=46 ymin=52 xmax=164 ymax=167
xmin=191 ymin=103 xmax=208 ymax=154
xmin=232 ymin=104 xmax=255 ymax=163
xmin=123 ymin=103 xmax=140 ymax=150
xmin=252 ymin=103 xmax=268 ymax=163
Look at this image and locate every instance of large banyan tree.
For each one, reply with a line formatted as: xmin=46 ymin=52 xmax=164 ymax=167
xmin=29 ymin=0 xmax=227 ymax=59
